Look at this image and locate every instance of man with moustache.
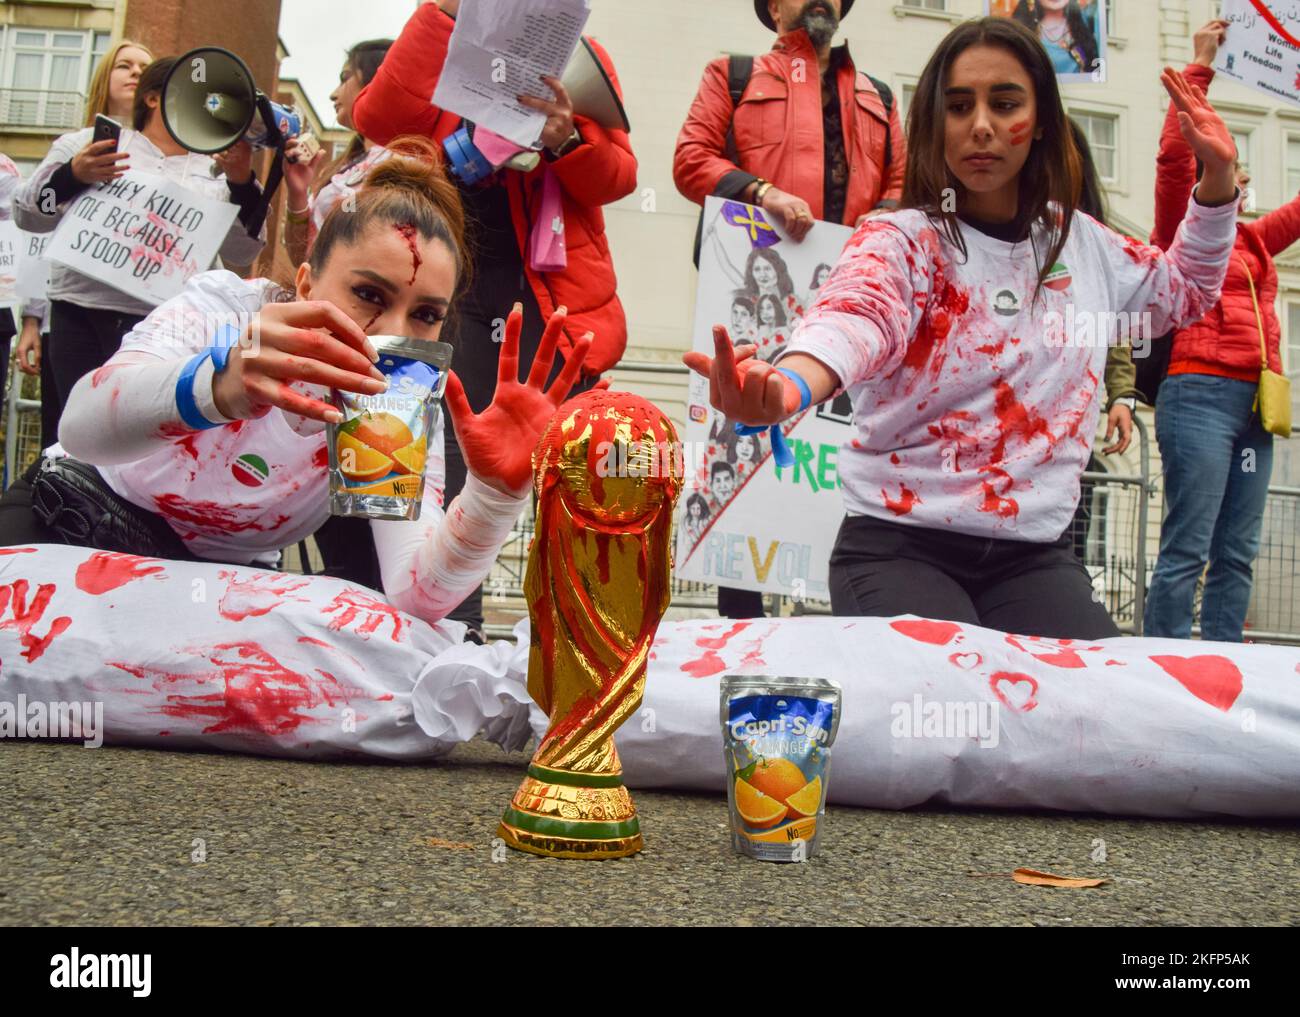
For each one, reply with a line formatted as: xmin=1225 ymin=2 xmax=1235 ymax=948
xmin=675 ymin=0 xmax=905 ymax=245
xmin=675 ymin=0 xmax=904 ymax=618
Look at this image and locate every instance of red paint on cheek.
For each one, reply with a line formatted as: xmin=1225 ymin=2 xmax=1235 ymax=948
xmin=362 ymin=310 xmax=381 ymax=332
xmin=395 ymin=222 xmax=422 ymax=286
xmin=1009 ymin=120 xmax=1032 ymax=146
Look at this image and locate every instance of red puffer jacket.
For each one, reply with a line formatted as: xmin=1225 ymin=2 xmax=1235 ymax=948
xmin=352 ymin=5 xmax=636 ymax=374
xmin=1152 ymin=63 xmax=1298 ymax=381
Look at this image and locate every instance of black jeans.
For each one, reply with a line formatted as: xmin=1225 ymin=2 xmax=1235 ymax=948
xmin=48 ymin=300 xmax=144 ymax=428
xmin=829 ymin=514 xmax=1120 ymax=640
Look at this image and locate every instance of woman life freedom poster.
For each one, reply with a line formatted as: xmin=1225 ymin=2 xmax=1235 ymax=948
xmin=674 ymin=197 xmax=853 ymax=601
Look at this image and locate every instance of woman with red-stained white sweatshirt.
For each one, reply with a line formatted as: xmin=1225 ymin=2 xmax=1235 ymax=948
xmin=686 ymin=17 xmax=1241 ymax=639
xmin=0 ymin=138 xmax=593 ymax=628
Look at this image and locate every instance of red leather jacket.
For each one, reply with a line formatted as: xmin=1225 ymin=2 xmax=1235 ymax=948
xmin=351 ymin=5 xmax=636 ymax=374
xmin=1152 ymin=63 xmax=1297 ymax=381
xmin=673 ymin=30 xmax=904 ymax=224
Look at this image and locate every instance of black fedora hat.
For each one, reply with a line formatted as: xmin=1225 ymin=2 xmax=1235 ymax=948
xmin=754 ymin=0 xmax=855 ymax=32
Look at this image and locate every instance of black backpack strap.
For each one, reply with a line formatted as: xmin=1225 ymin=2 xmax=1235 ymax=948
xmin=695 ymin=54 xmax=755 ymax=268
xmin=723 ymin=54 xmax=754 ymax=163
xmin=865 ymin=73 xmax=894 ymax=179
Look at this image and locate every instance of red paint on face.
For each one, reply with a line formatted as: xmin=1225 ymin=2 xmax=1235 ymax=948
xmin=882 ymin=483 xmax=920 ymax=516
xmin=395 ymin=222 xmax=423 ymax=286
xmin=890 ymin=618 xmax=962 ymax=646
xmin=0 ymin=579 xmax=72 ymax=662
xmin=362 ymin=309 xmax=382 ymax=332
xmin=110 ymin=640 xmax=352 ymax=735
xmin=75 ymin=551 xmax=166 ymax=596
xmin=1150 ymin=654 xmax=1244 ymax=712
xmin=1008 ymin=120 xmax=1032 ymax=146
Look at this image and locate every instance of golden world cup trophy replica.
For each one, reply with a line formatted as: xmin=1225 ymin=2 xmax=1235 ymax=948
xmin=498 ymin=389 xmax=683 ymax=859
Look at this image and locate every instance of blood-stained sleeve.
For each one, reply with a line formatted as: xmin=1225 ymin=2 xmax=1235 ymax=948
xmin=371 ymin=415 xmax=529 ymax=624
xmin=58 ymin=270 xmax=261 ymax=465
xmin=1101 ymin=194 xmax=1238 ymax=337
xmin=777 ymin=219 xmax=926 ymax=390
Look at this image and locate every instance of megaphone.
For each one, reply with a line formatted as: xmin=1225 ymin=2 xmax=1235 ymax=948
xmin=561 ymin=38 xmax=630 ymax=134
xmin=161 ymin=46 xmax=301 ymax=154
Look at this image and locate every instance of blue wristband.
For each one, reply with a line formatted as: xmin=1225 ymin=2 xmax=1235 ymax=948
xmin=175 ymin=352 xmax=221 ymax=431
xmin=732 ymin=368 xmax=811 ymax=469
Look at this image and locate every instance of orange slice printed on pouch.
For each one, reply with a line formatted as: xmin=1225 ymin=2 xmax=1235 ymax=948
xmin=340 ymin=442 xmax=394 ymax=483
xmin=784 ymin=776 xmax=823 ymax=818
xmin=390 ymin=440 xmax=427 ymax=477
xmin=747 ymin=757 xmax=807 ymax=803
xmin=735 ymin=777 xmax=788 ymax=829
xmin=343 ymin=411 xmax=414 ymax=458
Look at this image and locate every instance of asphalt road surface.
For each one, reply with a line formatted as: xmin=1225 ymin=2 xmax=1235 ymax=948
xmin=2 ymin=738 xmax=1296 ymax=926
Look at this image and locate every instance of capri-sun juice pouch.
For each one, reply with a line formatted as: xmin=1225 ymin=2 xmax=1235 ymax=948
xmin=327 ymin=336 xmax=452 ymax=521
xmin=721 ymin=676 xmax=842 ymax=862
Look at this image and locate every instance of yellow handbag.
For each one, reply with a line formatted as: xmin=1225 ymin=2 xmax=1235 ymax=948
xmin=1239 ymin=257 xmax=1292 ymax=438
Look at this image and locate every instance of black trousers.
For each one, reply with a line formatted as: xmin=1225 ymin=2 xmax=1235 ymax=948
xmin=48 ymin=300 xmax=144 ymax=427
xmin=828 ymin=514 xmax=1120 ymax=640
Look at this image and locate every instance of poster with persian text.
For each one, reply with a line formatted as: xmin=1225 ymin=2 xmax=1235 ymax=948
xmin=674 ymin=197 xmax=853 ymax=600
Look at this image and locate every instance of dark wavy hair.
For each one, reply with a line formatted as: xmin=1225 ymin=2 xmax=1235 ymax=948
xmin=756 ymin=292 xmax=787 ymax=328
xmin=903 ymin=16 xmax=1082 ymax=303
xmin=743 ymin=247 xmax=796 ymax=300
xmin=1011 ymin=0 xmax=1099 ymax=75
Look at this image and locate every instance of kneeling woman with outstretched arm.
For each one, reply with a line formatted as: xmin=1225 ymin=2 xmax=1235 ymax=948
xmin=686 ymin=17 xmax=1241 ymax=640
xmin=0 ymin=138 xmax=594 ymax=625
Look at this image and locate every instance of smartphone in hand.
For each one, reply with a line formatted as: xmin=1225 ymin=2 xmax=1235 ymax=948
xmin=92 ymin=114 xmax=121 ymax=150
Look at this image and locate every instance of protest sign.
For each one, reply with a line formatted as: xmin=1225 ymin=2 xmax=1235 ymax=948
xmin=674 ymin=197 xmax=853 ymax=601
xmin=0 ymin=220 xmax=19 ymax=303
xmin=1215 ymin=0 xmax=1300 ymax=108
xmin=985 ymin=0 xmax=1108 ymax=83
xmin=16 ymin=231 xmax=51 ymax=307
xmin=45 ymin=170 xmax=237 ymax=305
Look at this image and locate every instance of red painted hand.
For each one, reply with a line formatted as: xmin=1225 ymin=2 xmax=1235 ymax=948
xmin=445 ymin=304 xmax=591 ymax=497
xmin=682 ymin=325 xmax=803 ymax=427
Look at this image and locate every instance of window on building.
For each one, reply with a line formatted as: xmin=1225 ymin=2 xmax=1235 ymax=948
xmin=901 ymin=0 xmax=948 ymax=10
xmin=1288 ymin=135 xmax=1300 ymax=197
xmin=1104 ymin=0 xmax=1116 ymax=34
xmin=1071 ymin=111 xmax=1119 ymax=182
xmin=0 ymin=27 xmax=98 ymax=129
xmin=1229 ymin=127 xmax=1253 ymax=174
xmin=900 ymin=82 xmax=917 ymax=121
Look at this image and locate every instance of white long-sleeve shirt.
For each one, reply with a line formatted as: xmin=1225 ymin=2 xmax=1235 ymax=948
xmin=12 ymin=127 xmax=266 ymax=316
xmin=56 ymin=270 xmax=527 ymax=624
xmin=782 ymin=195 xmax=1238 ymax=542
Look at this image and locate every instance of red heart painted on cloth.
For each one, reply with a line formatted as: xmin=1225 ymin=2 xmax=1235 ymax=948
xmin=991 ymin=671 xmax=1039 ymax=712
xmin=1150 ymin=655 xmax=1243 ymax=712
xmin=949 ymin=652 xmax=982 ymax=670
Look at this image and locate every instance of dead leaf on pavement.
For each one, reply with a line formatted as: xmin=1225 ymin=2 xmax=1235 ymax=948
xmin=426 ymin=837 xmax=475 ymax=851
xmin=1012 ymin=867 xmax=1109 ymax=888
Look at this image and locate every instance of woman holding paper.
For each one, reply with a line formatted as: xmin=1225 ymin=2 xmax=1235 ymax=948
xmin=350 ymin=0 xmax=636 ymax=640
xmin=1143 ymin=19 xmax=1299 ymax=642
xmin=684 ymin=17 xmax=1241 ymax=639
xmin=12 ymin=56 xmax=267 ymax=428
xmin=0 ymin=138 xmax=594 ymax=633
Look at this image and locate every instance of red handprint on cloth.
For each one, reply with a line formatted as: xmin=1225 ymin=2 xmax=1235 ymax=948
xmin=0 ymin=580 xmax=72 ymax=663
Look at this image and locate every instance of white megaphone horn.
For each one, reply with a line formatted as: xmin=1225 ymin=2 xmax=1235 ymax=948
xmin=160 ymin=46 xmax=300 ymax=236
xmin=561 ymin=38 xmax=630 ymax=133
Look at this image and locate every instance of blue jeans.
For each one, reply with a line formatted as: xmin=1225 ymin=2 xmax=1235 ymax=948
xmin=1145 ymin=374 xmax=1273 ymax=641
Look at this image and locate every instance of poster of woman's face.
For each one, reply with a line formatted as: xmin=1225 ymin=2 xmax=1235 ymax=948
xmin=757 ymin=293 xmax=786 ymax=329
xmin=811 ymin=263 xmax=832 ymax=290
xmin=735 ymin=433 xmax=758 ymax=466
xmin=745 ymin=247 xmax=796 ymax=300
xmin=985 ymin=0 xmax=1106 ymax=83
